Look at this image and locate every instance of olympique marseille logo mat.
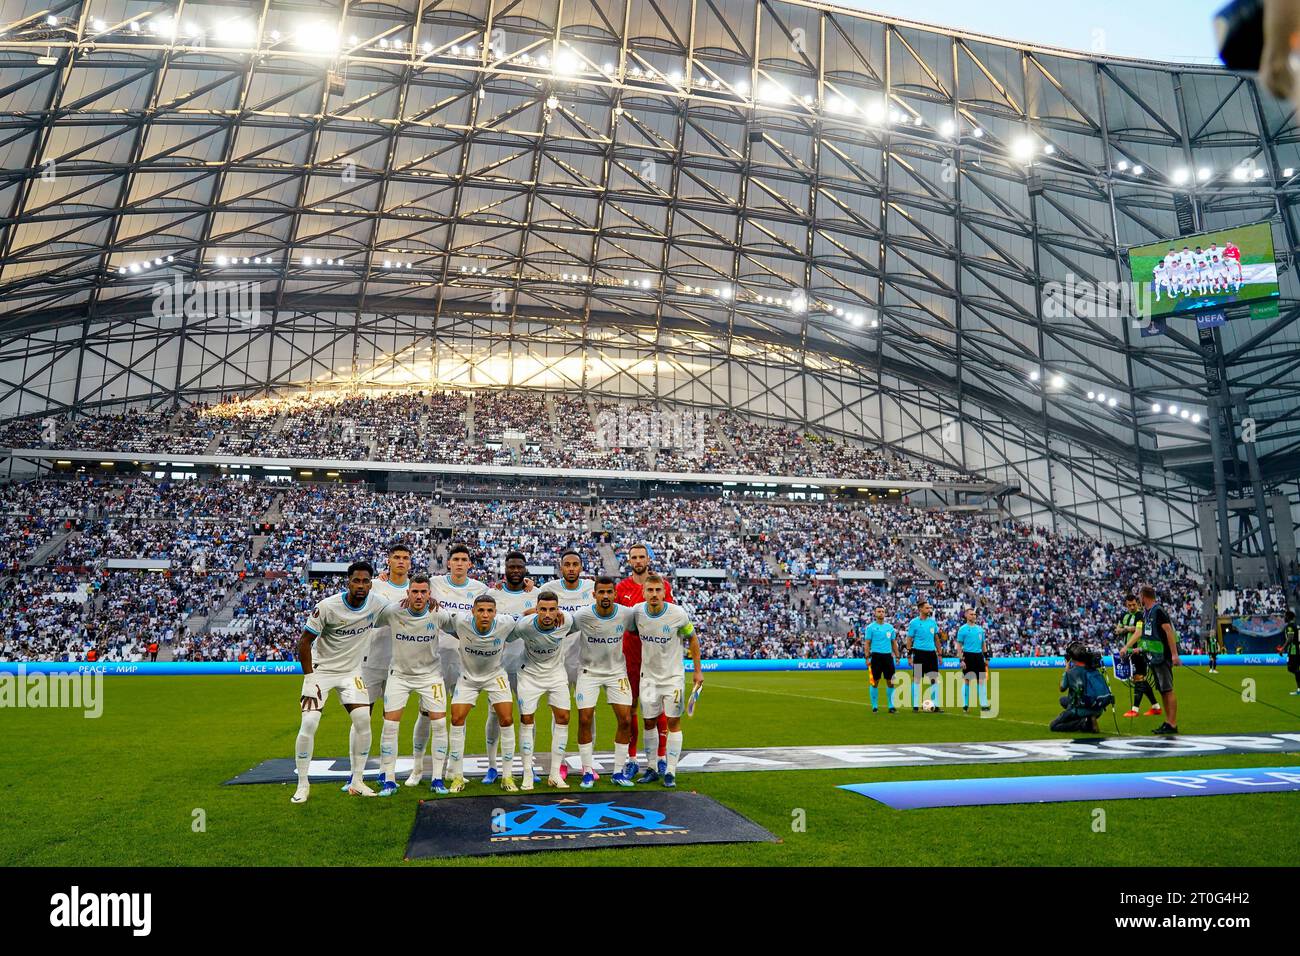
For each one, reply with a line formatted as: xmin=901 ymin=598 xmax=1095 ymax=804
xmin=404 ymin=791 xmax=778 ymax=859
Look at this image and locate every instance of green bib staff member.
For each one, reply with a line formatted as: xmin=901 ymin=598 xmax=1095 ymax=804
xmin=1282 ymin=611 xmax=1299 ymax=696
xmin=1137 ymin=585 xmax=1181 ymax=735
xmin=1116 ymin=593 xmax=1160 ymax=718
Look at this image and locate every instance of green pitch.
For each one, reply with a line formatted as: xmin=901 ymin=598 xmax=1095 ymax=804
xmin=2 ymin=668 xmax=1298 ymax=866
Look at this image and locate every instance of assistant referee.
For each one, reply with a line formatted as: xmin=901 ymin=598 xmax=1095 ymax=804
xmin=863 ymin=606 xmax=899 ymax=714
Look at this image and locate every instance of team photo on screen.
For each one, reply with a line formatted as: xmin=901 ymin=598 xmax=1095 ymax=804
xmin=1129 ymin=221 xmax=1280 ymax=317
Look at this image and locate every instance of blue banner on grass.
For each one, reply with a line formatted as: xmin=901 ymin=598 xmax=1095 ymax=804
xmin=840 ymin=766 xmax=1300 ymax=809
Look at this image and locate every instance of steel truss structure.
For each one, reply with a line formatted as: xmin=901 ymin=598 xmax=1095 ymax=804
xmin=2 ymin=0 xmax=1300 ymax=569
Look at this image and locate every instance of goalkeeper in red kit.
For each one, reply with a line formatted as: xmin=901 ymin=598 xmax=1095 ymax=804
xmin=617 ymin=543 xmax=671 ymax=768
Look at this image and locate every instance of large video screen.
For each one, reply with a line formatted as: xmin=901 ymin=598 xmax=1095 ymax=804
xmin=1128 ymin=221 xmax=1280 ymax=318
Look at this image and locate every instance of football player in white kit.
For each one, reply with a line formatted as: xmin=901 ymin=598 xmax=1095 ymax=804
xmin=413 ymin=543 xmax=486 ymax=785
xmin=363 ymin=543 xmax=413 ymax=701
xmin=1152 ymin=262 xmax=1170 ymax=301
xmin=513 ymin=590 xmax=575 ymax=789
xmin=482 ymin=551 xmax=537 ymax=785
xmin=627 ymin=574 xmax=702 ymax=787
xmin=1195 ymin=258 xmax=1211 ymax=295
xmin=348 ymin=542 xmax=411 ymax=792
xmin=435 ymin=592 xmax=521 ymax=792
xmin=291 ymin=561 xmax=393 ymax=804
xmin=373 ymin=574 xmax=449 ymax=796
xmin=553 ymin=549 xmax=595 ymax=782
xmin=570 ymin=576 xmax=639 ymax=789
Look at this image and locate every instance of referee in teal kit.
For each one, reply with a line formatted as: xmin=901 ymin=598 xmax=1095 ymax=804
xmin=954 ymin=607 xmax=990 ymax=712
xmin=864 ymin=606 xmax=899 ymax=714
xmin=905 ymin=601 xmax=943 ymax=712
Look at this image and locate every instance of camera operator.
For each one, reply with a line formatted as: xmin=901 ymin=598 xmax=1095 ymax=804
xmin=1050 ymin=643 xmax=1112 ymax=734
xmin=1136 ymin=585 xmax=1181 ymax=735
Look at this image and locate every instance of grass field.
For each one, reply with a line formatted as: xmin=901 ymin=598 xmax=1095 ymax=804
xmin=2 ymin=667 xmax=1299 ymax=866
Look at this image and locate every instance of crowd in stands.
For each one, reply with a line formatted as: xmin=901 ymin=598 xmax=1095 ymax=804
xmin=172 ymin=576 xmax=331 ymax=662
xmin=1220 ymin=586 xmax=1292 ymax=616
xmin=1 ymin=475 xmax=1235 ymax=664
xmin=0 ymin=408 xmax=211 ymax=455
xmin=0 ymin=570 xmax=197 ymax=662
xmin=3 ymin=387 xmax=975 ymax=483
xmin=448 ymin=498 xmax=591 ymax=531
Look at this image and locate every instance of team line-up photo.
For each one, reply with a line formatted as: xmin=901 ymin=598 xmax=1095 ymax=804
xmin=291 ymin=539 xmax=1198 ymax=804
xmin=1150 ymin=243 xmax=1245 ymax=299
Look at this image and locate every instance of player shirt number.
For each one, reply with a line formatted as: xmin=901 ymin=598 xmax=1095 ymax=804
xmin=619 ymin=678 xmax=629 ymax=693
xmin=431 ymin=684 xmax=443 ymax=700
xmin=497 ymin=676 xmax=508 ymax=691
xmin=673 ymin=688 xmax=681 ymax=704
xmin=354 ymin=677 xmax=366 ymax=690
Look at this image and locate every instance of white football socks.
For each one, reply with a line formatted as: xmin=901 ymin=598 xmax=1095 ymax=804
xmin=499 ymin=723 xmax=516 ymax=772
xmin=666 ymin=730 xmax=683 ymax=774
xmin=484 ymin=709 xmax=500 ymax=772
xmin=380 ymin=718 xmax=400 ymax=779
xmin=520 ymin=722 xmax=536 ymax=779
xmin=448 ymin=723 xmax=466 ymax=779
xmin=551 ymin=719 xmax=569 ymax=777
xmin=348 ymin=708 xmax=371 ymax=787
xmin=643 ymin=727 xmax=660 ymax=769
xmin=295 ymin=709 xmax=322 ymax=784
xmin=614 ymin=740 xmax=629 ymax=773
xmin=411 ymin=712 xmax=431 ymax=773
xmin=579 ymin=740 xmax=594 ymax=774
xmin=430 ymin=716 xmax=448 ymax=780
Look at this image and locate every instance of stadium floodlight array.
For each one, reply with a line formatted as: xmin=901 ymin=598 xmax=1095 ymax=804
xmin=1150 ymin=402 xmax=1203 ymax=425
xmin=1012 ymin=135 xmax=1055 ymax=162
xmin=510 ymin=272 xmax=657 ymax=290
xmin=1085 ymin=391 xmax=1121 ymax=409
xmin=32 ymin=12 xmax=352 ymax=49
xmin=291 ymin=21 xmax=339 ymax=52
xmin=116 ymin=256 xmax=175 ymax=275
xmin=216 ymin=255 xmax=276 ymax=267
xmin=819 ymin=302 xmax=872 ymax=326
xmin=2 ymin=26 xmax=1153 ymax=181
xmin=1232 ymin=164 xmax=1268 ymax=181
xmin=300 ymin=256 xmax=347 ymax=267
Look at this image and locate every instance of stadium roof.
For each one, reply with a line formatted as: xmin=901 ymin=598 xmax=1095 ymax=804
xmin=1 ymin=0 xmax=1298 ymax=494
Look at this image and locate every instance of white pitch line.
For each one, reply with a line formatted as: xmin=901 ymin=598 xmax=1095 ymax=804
xmin=705 ymin=680 xmax=870 ymax=708
xmin=705 ymin=680 xmax=1100 ymax=733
